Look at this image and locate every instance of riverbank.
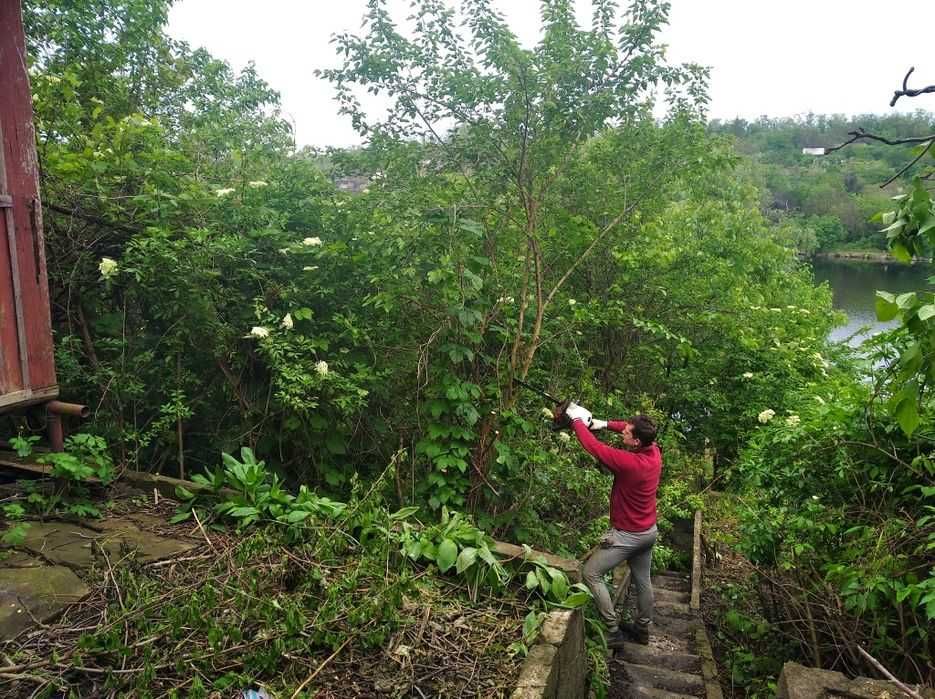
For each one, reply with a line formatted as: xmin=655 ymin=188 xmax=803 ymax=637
xmin=812 ymin=250 xmax=931 ymax=265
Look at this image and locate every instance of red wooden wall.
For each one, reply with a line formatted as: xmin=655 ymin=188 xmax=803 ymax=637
xmin=0 ymin=0 xmax=58 ymax=411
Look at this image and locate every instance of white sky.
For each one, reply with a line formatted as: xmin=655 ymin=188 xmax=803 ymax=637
xmin=167 ymin=0 xmax=935 ymax=148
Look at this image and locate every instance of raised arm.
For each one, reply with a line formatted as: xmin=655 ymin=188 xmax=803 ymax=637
xmin=571 ymin=420 xmax=638 ymax=476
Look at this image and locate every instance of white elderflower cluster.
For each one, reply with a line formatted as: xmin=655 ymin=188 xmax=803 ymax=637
xmin=302 ymin=237 xmax=322 ymax=246
xmin=757 ymin=408 xmax=775 ymax=424
xmin=249 ymin=326 xmax=270 ymax=339
xmin=315 ymin=360 xmax=329 ymax=376
xmin=215 ymin=188 xmax=235 ymax=197
xmin=281 ymin=314 xmax=293 ymax=330
xmin=742 ymin=372 xmax=754 ymax=379
xmin=785 ymin=414 xmax=800 ymax=427
xmin=247 ymin=180 xmax=268 ymax=188
xmin=99 ymin=257 xmax=118 ymax=280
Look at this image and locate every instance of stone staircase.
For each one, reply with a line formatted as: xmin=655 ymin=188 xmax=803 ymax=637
xmin=608 ymin=515 xmax=722 ymax=699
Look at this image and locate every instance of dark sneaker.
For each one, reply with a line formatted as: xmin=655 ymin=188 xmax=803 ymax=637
xmin=606 ymin=629 xmax=628 ymax=649
xmin=620 ymin=621 xmax=650 ymax=645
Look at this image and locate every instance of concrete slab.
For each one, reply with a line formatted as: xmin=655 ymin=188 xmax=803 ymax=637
xmin=15 ymin=520 xmax=196 ymax=568
xmin=0 ymin=565 xmax=89 ymax=639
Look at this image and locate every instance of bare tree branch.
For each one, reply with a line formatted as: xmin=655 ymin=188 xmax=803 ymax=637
xmin=890 ymin=66 xmax=935 ymax=107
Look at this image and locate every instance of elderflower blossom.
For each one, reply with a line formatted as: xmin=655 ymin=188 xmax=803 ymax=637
xmin=315 ymin=360 xmax=329 ymax=376
xmin=99 ymin=257 xmax=118 ymax=280
xmin=568 ymin=299 xmax=577 ymax=306
xmin=302 ymin=236 xmax=322 ymax=247
xmin=757 ymin=409 xmax=775 ymax=424
xmin=247 ymin=180 xmax=268 ymax=188
xmin=785 ymin=414 xmax=800 ymax=427
xmin=558 ymin=432 xmax=571 ymax=443
xmin=281 ymin=313 xmax=294 ymax=330
xmin=742 ymin=372 xmax=754 ymax=379
xmin=249 ymin=326 xmax=270 ymax=339
xmin=215 ymin=188 xmax=235 ymax=197
xmin=541 ymin=407 xmax=554 ymax=419
xmin=303 ymin=266 xmax=319 ymax=272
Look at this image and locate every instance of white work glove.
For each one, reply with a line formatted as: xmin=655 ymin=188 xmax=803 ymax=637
xmin=564 ymin=402 xmax=592 ymax=426
xmin=589 ymin=419 xmax=608 ymax=431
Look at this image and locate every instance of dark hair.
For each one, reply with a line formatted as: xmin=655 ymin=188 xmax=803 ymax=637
xmin=627 ymin=415 xmax=657 ymax=447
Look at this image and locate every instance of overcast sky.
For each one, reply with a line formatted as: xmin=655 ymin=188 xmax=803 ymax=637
xmin=167 ymin=1 xmax=935 ymax=148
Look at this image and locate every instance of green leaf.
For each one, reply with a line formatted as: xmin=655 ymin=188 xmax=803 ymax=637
xmin=895 ymin=396 xmax=920 ymax=437
xmin=389 ymin=506 xmax=420 ymax=521
xmin=525 ymin=570 xmax=539 ymax=590
xmin=168 ymin=510 xmax=192 ymax=524
xmin=175 ymin=485 xmax=195 ymax=501
xmin=1 ymin=523 xmax=29 ymax=546
xmin=891 ymin=241 xmax=911 ymax=262
xmin=535 ymin=567 xmax=551 ymax=595
xmin=228 ymin=506 xmax=260 ymax=518
xmin=918 ymin=304 xmax=935 ymax=321
xmin=875 ymin=292 xmax=899 ymax=321
xmin=456 ymin=546 xmax=478 ymax=574
xmin=436 ymin=538 xmax=458 ymax=572
xmin=549 ymin=571 xmax=568 ymax=601
xmin=560 ymin=591 xmax=591 ymax=608
xmin=285 ymin=509 xmax=311 ymax=523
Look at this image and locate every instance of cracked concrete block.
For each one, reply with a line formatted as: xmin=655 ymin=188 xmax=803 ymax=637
xmin=539 ymin=609 xmax=573 ymax=646
xmin=0 ymin=565 xmax=89 ymax=639
xmin=515 ymin=643 xmax=557 ymax=689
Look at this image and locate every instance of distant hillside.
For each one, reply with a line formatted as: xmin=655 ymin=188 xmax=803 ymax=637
xmin=709 ymin=113 xmax=935 ymax=252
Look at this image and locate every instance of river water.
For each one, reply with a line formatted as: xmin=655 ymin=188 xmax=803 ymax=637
xmin=811 ymin=258 xmax=933 ymax=346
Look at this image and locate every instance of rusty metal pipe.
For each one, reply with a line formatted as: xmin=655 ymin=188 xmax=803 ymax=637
xmin=47 ymin=411 xmax=63 ymax=452
xmin=46 ymin=400 xmax=89 ymax=418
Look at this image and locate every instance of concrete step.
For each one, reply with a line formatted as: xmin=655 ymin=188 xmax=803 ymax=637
xmin=630 ymin=685 xmax=703 ymax=699
xmin=652 ymin=573 xmax=691 ymax=593
xmin=654 ymin=600 xmax=695 ymax=620
xmin=618 ymin=642 xmax=702 ymax=674
xmin=652 ymin=587 xmax=690 ymax=605
xmin=620 ymin=661 xmax=705 ymax=696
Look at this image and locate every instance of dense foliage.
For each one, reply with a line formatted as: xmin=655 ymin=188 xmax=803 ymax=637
xmin=3 ymin=0 xmax=933 ymax=693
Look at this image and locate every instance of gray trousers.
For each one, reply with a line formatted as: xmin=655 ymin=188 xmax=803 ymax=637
xmin=582 ymin=525 xmax=657 ymax=630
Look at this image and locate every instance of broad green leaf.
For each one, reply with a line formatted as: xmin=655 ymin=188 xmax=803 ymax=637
xmin=875 ymin=292 xmax=899 ymax=321
xmin=436 ymin=538 xmax=458 ymax=572
xmin=525 ymin=570 xmax=539 ymax=590
xmin=560 ymin=591 xmax=591 ymax=608
xmin=918 ymin=304 xmax=935 ymax=321
xmin=285 ymin=509 xmax=311 ymax=523
xmin=891 ymin=241 xmax=911 ymax=262
xmin=456 ymin=546 xmax=477 ymax=574
xmin=895 ymin=396 xmax=920 ymax=437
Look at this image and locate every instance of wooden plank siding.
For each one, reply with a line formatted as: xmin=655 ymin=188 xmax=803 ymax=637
xmin=0 ymin=0 xmax=58 ymax=411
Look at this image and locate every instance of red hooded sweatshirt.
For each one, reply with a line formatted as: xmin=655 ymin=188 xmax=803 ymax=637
xmin=571 ymin=419 xmax=662 ymax=532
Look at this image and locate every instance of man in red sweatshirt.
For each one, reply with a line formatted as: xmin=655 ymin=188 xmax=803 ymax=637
xmin=565 ymin=403 xmax=661 ymax=648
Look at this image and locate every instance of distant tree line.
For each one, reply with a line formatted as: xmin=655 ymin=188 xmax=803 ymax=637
xmin=709 ymin=112 xmax=935 ymax=253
